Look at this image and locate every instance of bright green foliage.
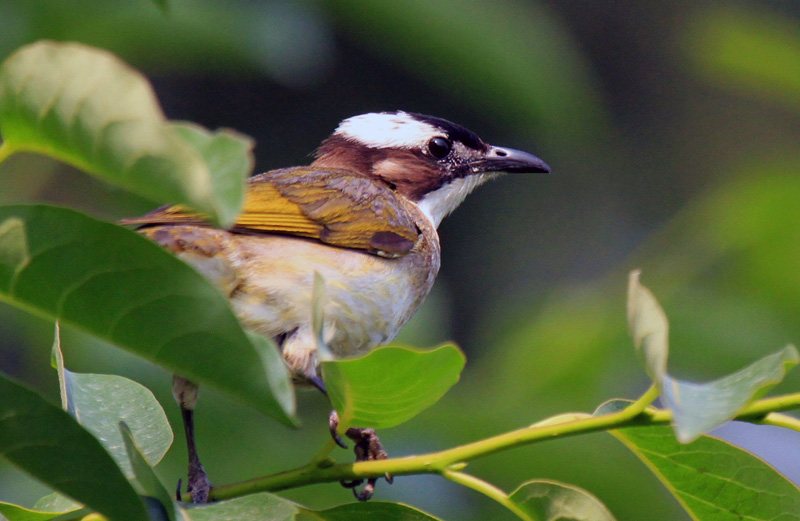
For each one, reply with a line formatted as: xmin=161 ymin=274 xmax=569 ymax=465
xmin=0 ymin=372 xmax=147 ymax=521
xmin=53 ymin=325 xmax=173 ymax=477
xmin=0 ymin=206 xmax=296 ymax=425
xmin=611 ymin=423 xmax=800 ymax=521
xmin=321 ymin=344 xmax=465 ymax=430
xmin=509 ymin=480 xmax=616 ymax=521
xmin=0 ymin=41 xmax=251 ymax=227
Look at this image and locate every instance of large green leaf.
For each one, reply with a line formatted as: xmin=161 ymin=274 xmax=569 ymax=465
xmin=509 ymin=480 xmax=616 ymax=521
xmin=54 ymin=324 xmax=174 ymax=478
xmin=0 ymin=41 xmax=251 ymax=227
xmin=615 ymin=428 xmax=800 ymax=519
xmin=0 ymin=206 xmax=296 ymax=425
xmin=321 ymin=344 xmax=465 ymax=430
xmin=627 ymin=271 xmax=798 ymax=442
xmin=598 ymin=400 xmax=800 ymax=520
xmin=0 ymin=371 xmax=147 ymax=521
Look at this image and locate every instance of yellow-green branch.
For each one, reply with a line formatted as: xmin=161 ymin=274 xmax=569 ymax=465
xmin=201 ymin=388 xmax=800 ymax=503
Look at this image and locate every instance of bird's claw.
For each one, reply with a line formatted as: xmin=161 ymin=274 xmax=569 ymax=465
xmin=176 ymin=459 xmax=211 ymax=503
xmin=328 ymin=410 xmax=391 ymax=501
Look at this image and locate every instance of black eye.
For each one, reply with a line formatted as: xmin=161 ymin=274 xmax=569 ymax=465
xmin=427 ymin=137 xmax=452 ymax=159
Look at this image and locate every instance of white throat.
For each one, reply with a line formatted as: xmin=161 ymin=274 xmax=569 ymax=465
xmin=415 ymin=174 xmax=493 ymax=228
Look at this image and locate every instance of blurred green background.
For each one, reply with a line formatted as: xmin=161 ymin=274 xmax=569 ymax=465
xmin=2 ymin=1 xmax=800 ymax=519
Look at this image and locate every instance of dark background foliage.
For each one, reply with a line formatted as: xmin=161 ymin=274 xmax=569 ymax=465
xmin=1 ymin=1 xmax=800 ymax=519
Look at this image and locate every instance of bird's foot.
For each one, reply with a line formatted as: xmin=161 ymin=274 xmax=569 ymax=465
xmin=329 ymin=410 xmax=392 ymax=501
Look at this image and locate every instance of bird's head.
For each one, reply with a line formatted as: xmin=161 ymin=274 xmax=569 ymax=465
xmin=312 ymin=111 xmax=550 ymax=228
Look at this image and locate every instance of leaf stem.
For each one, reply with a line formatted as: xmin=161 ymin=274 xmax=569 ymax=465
xmin=442 ymin=470 xmax=534 ymax=521
xmin=759 ymin=412 xmax=800 ymax=433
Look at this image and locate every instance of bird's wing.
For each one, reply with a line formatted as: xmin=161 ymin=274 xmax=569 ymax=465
xmin=121 ymin=167 xmax=420 ymax=257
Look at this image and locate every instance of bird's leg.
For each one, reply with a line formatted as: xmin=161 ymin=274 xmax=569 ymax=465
xmin=329 ymin=410 xmax=392 ymax=501
xmin=172 ymin=375 xmax=212 ymax=503
xmin=309 ymin=375 xmax=392 ymax=500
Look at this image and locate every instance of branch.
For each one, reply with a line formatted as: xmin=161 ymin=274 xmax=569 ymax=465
xmin=199 ymin=388 xmax=800 ymax=502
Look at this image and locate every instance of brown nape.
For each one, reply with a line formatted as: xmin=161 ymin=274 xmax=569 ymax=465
xmin=312 ymin=135 xmax=445 ymax=202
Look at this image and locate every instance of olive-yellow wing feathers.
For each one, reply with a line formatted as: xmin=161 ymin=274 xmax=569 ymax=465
xmin=122 ymin=167 xmax=420 ymax=257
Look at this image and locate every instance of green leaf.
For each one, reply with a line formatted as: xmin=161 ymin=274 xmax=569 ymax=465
xmin=322 ymin=344 xmax=465 ymax=430
xmin=509 ymin=480 xmax=617 ymax=521
xmin=662 ymin=345 xmax=799 ymax=443
xmin=32 ymin=493 xmax=82 ymax=514
xmin=120 ymin=422 xmax=178 ymax=521
xmin=608 ymin=423 xmax=800 ymax=521
xmin=53 ymin=323 xmax=174 ymax=477
xmin=626 ymin=270 xmax=668 ymax=381
xmin=0 ymin=41 xmax=248 ymax=227
xmin=627 ymin=271 xmax=799 ymax=442
xmin=0 ymin=500 xmax=80 ymax=521
xmin=0 ymin=204 xmax=296 ymax=425
xmin=183 ymin=493 xmax=298 ymax=521
xmin=169 ymin=122 xmax=253 ymax=228
xmin=0 ymin=371 xmax=148 ymax=521
xmin=304 ymin=502 xmax=444 ymax=520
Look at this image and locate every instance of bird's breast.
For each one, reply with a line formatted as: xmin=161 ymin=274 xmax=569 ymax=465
xmin=228 ymin=229 xmax=440 ymax=357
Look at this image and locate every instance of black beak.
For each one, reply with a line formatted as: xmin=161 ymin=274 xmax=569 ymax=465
xmin=472 ymin=145 xmax=551 ymax=174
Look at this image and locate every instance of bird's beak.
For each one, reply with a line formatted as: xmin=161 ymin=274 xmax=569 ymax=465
xmin=471 ymin=145 xmax=551 ymax=174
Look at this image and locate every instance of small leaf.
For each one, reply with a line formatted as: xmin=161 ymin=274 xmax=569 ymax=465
xmin=321 ymin=344 xmax=465 ymax=430
xmin=53 ymin=323 xmax=174 ymax=477
xmin=120 ymin=422 xmax=177 ymax=521
xmin=0 ymin=500 xmax=79 ymax=521
xmin=305 ymin=502 xmax=444 ymax=520
xmin=170 ymin=122 xmax=253 ymax=228
xmin=509 ymin=480 xmax=617 ymax=521
xmin=0 ymin=204 xmax=296 ymax=425
xmin=183 ymin=493 xmax=298 ymax=521
xmin=608 ymin=424 xmax=800 ymax=520
xmin=0 ymin=371 xmax=148 ymax=521
xmin=626 ymin=270 xmax=668 ymax=381
xmin=662 ymin=345 xmax=799 ymax=443
xmin=531 ymin=412 xmax=591 ymax=428
xmin=0 ymin=41 xmax=248 ymax=227
xmin=32 ymin=493 xmax=82 ymax=513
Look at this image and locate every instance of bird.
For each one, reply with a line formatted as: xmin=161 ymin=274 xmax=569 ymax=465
xmin=122 ymin=110 xmax=550 ymax=503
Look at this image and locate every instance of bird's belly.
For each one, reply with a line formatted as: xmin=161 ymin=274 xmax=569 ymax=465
xmin=226 ymin=234 xmax=438 ymax=371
